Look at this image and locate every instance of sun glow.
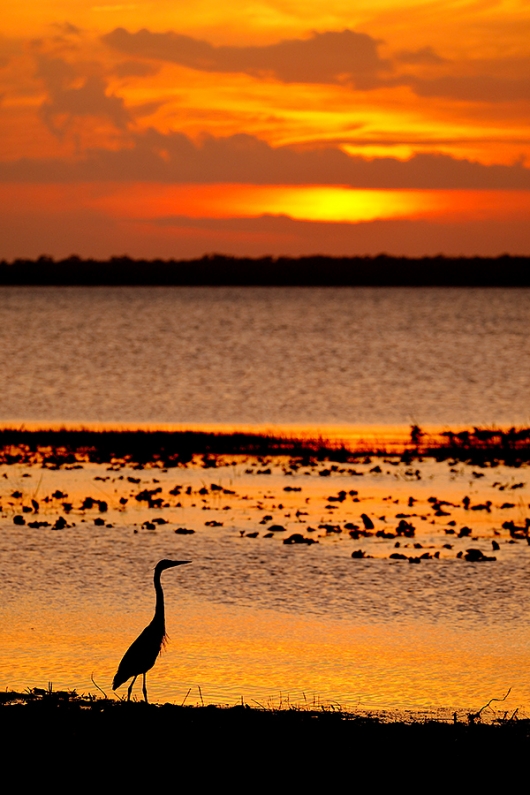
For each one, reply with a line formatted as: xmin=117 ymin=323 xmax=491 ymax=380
xmin=2 ymin=183 xmax=530 ymax=231
xmin=89 ymin=184 xmax=530 ymax=224
xmin=219 ymin=186 xmax=442 ymax=222
xmin=0 ymin=0 xmax=529 ymax=256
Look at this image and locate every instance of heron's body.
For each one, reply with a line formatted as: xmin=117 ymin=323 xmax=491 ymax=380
xmin=113 ymin=559 xmax=191 ymax=702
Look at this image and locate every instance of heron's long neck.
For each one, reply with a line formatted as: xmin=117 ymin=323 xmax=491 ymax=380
xmin=153 ymin=570 xmax=165 ymax=632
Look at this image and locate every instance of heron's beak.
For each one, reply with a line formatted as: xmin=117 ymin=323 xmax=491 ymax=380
xmin=169 ymin=560 xmax=192 ymax=567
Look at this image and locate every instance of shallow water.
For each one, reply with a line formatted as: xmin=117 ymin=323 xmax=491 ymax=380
xmin=0 ymin=286 xmax=528 ymax=426
xmin=1 ymin=455 xmax=529 ymax=714
xmin=1 ymin=285 xmax=529 ymax=713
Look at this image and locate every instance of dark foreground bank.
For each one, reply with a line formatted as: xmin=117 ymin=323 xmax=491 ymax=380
xmin=3 ymin=690 xmax=528 ymax=788
xmin=3 ymin=690 xmax=529 ymax=780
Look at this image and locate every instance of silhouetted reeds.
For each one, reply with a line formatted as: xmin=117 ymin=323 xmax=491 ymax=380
xmin=2 ymin=688 xmax=529 ymax=769
xmin=0 ymin=425 xmax=528 ymax=467
xmin=419 ymin=426 xmax=530 ymax=465
xmin=0 ymin=427 xmax=353 ymax=467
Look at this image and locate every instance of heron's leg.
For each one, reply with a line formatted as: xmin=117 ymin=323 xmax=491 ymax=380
xmin=142 ymin=673 xmax=148 ymax=704
xmin=127 ymin=675 xmax=137 ymax=702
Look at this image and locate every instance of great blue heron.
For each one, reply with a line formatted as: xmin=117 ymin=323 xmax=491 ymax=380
xmin=113 ymin=559 xmax=191 ymax=702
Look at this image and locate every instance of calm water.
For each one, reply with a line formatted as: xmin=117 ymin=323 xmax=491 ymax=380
xmin=0 ymin=285 xmax=528 ymax=426
xmin=2 ymin=457 xmax=530 ymax=712
xmin=1 ymin=286 xmax=529 ymax=712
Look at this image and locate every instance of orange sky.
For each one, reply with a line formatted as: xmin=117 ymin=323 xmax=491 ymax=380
xmin=1 ymin=1 xmax=529 ymax=257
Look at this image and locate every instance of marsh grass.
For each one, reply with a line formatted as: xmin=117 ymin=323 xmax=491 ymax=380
xmin=1 ymin=685 xmax=525 ymax=725
xmin=3 ymin=685 xmax=529 ymax=783
xmin=0 ymin=425 xmax=528 ymax=468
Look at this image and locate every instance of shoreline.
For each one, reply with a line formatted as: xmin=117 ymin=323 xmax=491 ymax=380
xmin=1 ymin=686 xmax=519 ymax=724
xmin=2 ymin=254 xmax=530 ymax=286
xmin=3 ymin=690 xmax=530 ymax=765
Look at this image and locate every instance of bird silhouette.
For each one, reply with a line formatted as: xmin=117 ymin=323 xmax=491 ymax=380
xmin=113 ymin=559 xmax=191 ymax=702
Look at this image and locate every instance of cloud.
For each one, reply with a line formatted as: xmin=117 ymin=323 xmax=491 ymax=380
xmin=35 ymin=54 xmax=131 ymax=134
xmin=0 ymin=34 xmax=24 ymax=68
xmin=112 ymin=60 xmax=160 ymax=78
xmin=51 ymin=22 xmax=82 ymax=36
xmin=103 ymin=28 xmax=389 ymax=88
xmin=1 ymin=130 xmax=529 ymax=189
xmin=395 ymin=47 xmax=447 ymax=65
xmin=406 ymin=73 xmax=530 ymax=103
xmin=102 ymin=27 xmax=530 ymax=103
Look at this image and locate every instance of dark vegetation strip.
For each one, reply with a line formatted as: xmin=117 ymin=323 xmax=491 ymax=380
xmin=4 ymin=700 xmax=527 ymax=787
xmin=2 ymin=691 xmax=529 ymax=763
xmin=0 ymin=254 xmax=529 ymax=286
xmin=0 ymin=425 xmax=529 ymax=466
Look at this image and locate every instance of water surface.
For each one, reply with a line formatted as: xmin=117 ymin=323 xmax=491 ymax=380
xmin=2 ymin=456 xmax=529 ymax=713
xmin=1 ymin=286 xmax=529 ymax=713
xmin=0 ymin=286 xmax=528 ymax=427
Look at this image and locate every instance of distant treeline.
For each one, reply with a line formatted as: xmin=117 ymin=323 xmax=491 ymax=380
xmin=0 ymin=254 xmax=529 ymax=286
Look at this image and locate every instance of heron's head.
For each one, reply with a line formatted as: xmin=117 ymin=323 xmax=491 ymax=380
xmin=156 ymin=559 xmax=192 ymax=574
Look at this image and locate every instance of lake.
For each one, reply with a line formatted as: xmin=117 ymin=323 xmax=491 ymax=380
xmin=0 ymin=285 xmax=528 ymax=427
xmin=0 ymin=286 xmax=529 ymax=716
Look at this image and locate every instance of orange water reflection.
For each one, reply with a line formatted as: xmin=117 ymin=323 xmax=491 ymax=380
xmin=4 ymin=601 xmax=529 ymax=714
xmin=1 ymin=453 xmax=529 ymax=716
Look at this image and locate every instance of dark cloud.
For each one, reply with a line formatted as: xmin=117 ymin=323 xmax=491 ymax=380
xmin=102 ymin=27 xmax=530 ymax=103
xmin=35 ymin=54 xmax=131 ymax=134
xmin=395 ymin=47 xmax=447 ymax=65
xmin=130 ymin=101 xmax=164 ymax=119
xmin=35 ymin=54 xmax=77 ymax=91
xmin=1 ymin=130 xmax=529 ymax=189
xmin=406 ymin=74 xmax=530 ymax=103
xmin=0 ymin=35 xmax=22 ymax=62
xmin=112 ymin=60 xmax=160 ymax=78
xmin=51 ymin=22 xmax=82 ymax=36
xmin=40 ymin=73 xmax=130 ymax=132
xmin=103 ymin=28 xmax=389 ymax=87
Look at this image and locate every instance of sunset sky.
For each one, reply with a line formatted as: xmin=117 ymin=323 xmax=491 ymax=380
xmin=1 ymin=1 xmax=529 ymax=258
